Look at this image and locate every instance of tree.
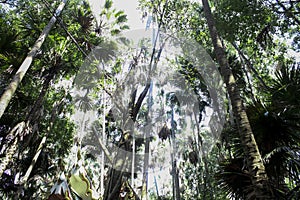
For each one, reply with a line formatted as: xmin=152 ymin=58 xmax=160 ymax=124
xmin=0 ymin=0 xmax=67 ymax=120
xmin=217 ymin=63 xmax=300 ymax=199
xmin=0 ymin=0 xmax=104 ymax=198
xmin=1 ymin=0 xmax=298 ymax=199
xmin=201 ymin=0 xmax=274 ymax=199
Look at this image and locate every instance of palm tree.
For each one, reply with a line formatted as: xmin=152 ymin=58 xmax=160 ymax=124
xmin=201 ymin=0 xmax=273 ymax=198
xmin=217 ymin=63 xmax=300 ymax=199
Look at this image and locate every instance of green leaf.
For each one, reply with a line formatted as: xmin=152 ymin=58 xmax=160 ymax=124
xmin=104 ymin=0 xmax=113 ymax=9
xmin=116 ymin=15 xmax=127 ymax=23
xmin=111 ymin=29 xmax=121 ymax=35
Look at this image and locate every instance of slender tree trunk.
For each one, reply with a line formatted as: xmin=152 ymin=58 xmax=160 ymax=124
xmin=170 ymin=104 xmax=180 ymax=200
xmin=201 ymin=0 xmax=273 ymax=199
xmin=131 ymin=129 xmax=136 ymax=188
xmin=141 ymin=82 xmax=153 ymax=200
xmin=18 ymin=97 xmax=64 ymax=196
xmin=153 ymin=168 xmax=160 ymax=197
xmin=100 ymin=85 xmax=106 ymax=196
xmin=0 ymin=0 xmax=67 ymax=120
xmin=19 ymin=135 xmax=46 ymax=185
xmin=94 ymin=130 xmax=113 ymax=164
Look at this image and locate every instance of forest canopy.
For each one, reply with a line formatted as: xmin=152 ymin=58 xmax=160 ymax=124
xmin=0 ymin=0 xmax=299 ymax=199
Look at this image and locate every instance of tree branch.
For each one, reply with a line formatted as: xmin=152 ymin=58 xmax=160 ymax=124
xmin=276 ymin=0 xmax=300 ymax=26
xmin=231 ymin=42 xmax=270 ymax=90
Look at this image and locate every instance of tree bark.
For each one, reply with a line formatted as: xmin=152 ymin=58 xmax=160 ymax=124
xmin=0 ymin=0 xmax=67 ymax=120
xmin=201 ymin=0 xmax=273 ymax=199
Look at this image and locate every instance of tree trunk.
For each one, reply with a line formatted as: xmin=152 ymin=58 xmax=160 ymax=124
xmin=101 ymin=87 xmax=106 ymax=196
xmin=0 ymin=0 xmax=67 ymax=120
xmin=19 ymin=135 xmax=46 ymax=185
xmin=201 ymin=0 xmax=273 ymax=199
xmin=170 ymin=104 xmax=181 ymax=200
xmin=19 ymin=95 xmax=63 ymax=186
xmin=141 ymin=82 xmax=153 ymax=200
xmin=0 ymin=60 xmax=63 ymax=177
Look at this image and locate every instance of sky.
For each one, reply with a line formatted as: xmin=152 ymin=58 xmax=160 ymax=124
xmin=88 ymin=0 xmax=145 ymax=30
xmin=87 ymin=0 xmax=300 ymax=62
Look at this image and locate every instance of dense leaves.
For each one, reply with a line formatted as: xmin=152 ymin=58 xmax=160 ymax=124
xmin=0 ymin=0 xmax=299 ymax=199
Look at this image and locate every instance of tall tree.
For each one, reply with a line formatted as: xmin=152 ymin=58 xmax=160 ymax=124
xmin=201 ymin=0 xmax=273 ymax=199
xmin=0 ymin=0 xmax=100 ymax=198
xmin=0 ymin=0 xmax=67 ymax=119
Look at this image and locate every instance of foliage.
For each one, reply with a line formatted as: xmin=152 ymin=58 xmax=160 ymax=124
xmin=0 ymin=0 xmax=299 ymax=199
xmin=0 ymin=0 xmax=128 ymax=199
xmin=218 ymin=63 xmax=300 ymax=199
